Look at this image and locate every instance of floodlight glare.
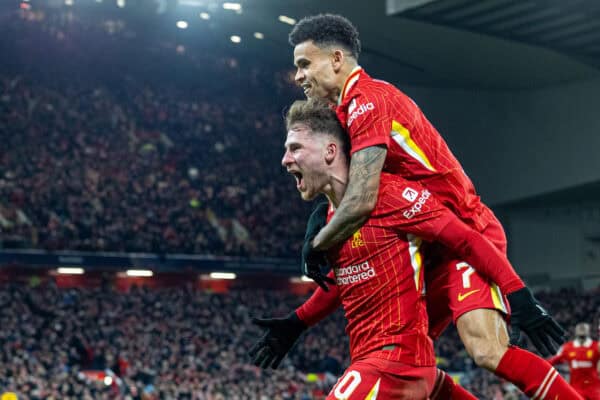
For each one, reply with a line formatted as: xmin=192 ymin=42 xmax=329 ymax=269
xmin=57 ymin=267 xmax=85 ymax=275
xmin=278 ymin=15 xmax=296 ymax=25
xmin=199 ymin=12 xmax=210 ymax=20
xmin=289 ymin=276 xmax=315 ymax=283
xmin=254 ymin=32 xmax=264 ymax=39
xmin=126 ymin=269 xmax=153 ymax=277
xmin=223 ymin=2 xmax=241 ymax=11
xmin=209 ymin=272 xmax=237 ymax=279
xmin=230 ymin=35 xmax=241 ymax=43
xmin=176 ymin=20 xmax=189 ymax=29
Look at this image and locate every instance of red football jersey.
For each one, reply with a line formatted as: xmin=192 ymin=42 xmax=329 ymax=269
xmin=549 ymin=339 xmax=600 ymax=389
xmin=336 ymin=67 xmax=486 ymax=231
xmin=335 ymin=67 xmax=524 ymax=294
xmin=322 ymin=173 xmax=447 ymax=367
xmin=297 ymin=173 xmax=524 ymax=365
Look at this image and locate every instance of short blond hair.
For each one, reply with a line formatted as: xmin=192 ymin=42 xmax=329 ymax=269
xmin=285 ymin=99 xmax=350 ymax=157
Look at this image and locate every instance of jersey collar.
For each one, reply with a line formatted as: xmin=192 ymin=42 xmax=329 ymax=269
xmin=337 ymin=66 xmax=363 ymax=106
xmin=574 ymin=338 xmax=592 ymax=347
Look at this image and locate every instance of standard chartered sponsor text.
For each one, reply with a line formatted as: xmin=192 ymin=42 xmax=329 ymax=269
xmin=335 ymin=261 xmax=376 ymax=285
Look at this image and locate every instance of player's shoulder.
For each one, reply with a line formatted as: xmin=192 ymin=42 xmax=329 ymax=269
xmin=564 ymin=341 xmax=574 ymax=350
xmin=342 ymin=85 xmax=400 ymax=127
xmin=354 ymin=75 xmax=417 ymax=114
xmin=355 ymin=75 xmax=400 ymax=100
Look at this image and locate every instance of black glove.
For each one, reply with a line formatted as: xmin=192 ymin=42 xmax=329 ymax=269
xmin=301 ymin=202 xmax=335 ymax=291
xmin=507 ymin=287 xmax=566 ymax=356
xmin=248 ymin=312 xmax=307 ymax=369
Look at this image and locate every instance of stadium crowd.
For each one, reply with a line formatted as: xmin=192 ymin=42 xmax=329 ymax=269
xmin=0 ymin=71 xmax=310 ymax=257
xmin=1 ymin=4 xmax=599 ymax=400
xmin=0 ymin=282 xmax=597 ymax=399
xmin=0 ymin=282 xmax=346 ymax=400
xmin=0 ymin=3 xmax=309 ymax=258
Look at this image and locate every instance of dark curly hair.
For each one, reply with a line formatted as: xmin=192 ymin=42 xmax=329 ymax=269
xmin=288 ymin=14 xmax=361 ymax=60
xmin=285 ymin=99 xmax=351 ymax=158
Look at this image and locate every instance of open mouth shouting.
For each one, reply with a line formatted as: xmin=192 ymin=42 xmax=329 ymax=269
xmin=290 ymin=170 xmax=304 ymax=191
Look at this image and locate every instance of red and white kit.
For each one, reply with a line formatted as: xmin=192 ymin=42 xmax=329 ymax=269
xmin=297 ymin=173 xmax=525 ymax=399
xmin=335 ymin=67 xmax=519 ymax=333
xmin=549 ymin=339 xmax=600 ymax=400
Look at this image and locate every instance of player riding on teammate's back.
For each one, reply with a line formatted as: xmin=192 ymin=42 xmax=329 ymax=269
xmin=250 ymin=100 xmax=583 ymax=400
xmin=287 ymin=14 xmax=573 ymax=399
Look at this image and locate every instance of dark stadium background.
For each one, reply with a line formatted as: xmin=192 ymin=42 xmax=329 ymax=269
xmin=0 ymin=0 xmax=599 ymax=398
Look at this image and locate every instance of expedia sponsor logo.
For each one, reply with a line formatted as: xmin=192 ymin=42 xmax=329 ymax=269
xmin=335 ymin=260 xmax=376 ymax=285
xmin=571 ymin=360 xmax=593 ymax=369
xmin=347 ymin=102 xmax=374 ymax=127
xmin=402 ymin=187 xmax=419 ymax=202
xmin=402 ymin=189 xmax=431 ymax=219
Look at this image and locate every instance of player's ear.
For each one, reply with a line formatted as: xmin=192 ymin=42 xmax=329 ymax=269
xmin=325 ymin=142 xmax=337 ymax=164
xmin=331 ymin=49 xmax=344 ymax=72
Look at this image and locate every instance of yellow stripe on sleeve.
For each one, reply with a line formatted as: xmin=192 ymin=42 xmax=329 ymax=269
xmin=391 ymin=120 xmax=435 ymax=172
xmin=490 ymin=283 xmax=508 ymax=314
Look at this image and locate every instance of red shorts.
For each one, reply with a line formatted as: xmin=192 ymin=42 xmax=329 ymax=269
xmin=326 ymin=357 xmax=436 ymax=400
xmin=425 ymin=209 xmax=511 ymax=339
xmin=574 ymin=382 xmax=600 ymax=400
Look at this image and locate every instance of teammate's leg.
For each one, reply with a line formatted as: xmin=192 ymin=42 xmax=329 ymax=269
xmin=457 ymin=308 xmax=584 ymax=400
xmin=455 ymin=308 xmax=507 ymax=370
xmin=425 ymin=262 xmax=479 ymax=400
xmin=438 ymin=215 xmax=582 ymax=399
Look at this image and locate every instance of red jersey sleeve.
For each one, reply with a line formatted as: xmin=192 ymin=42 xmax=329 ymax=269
xmin=373 ymin=174 xmax=456 ymax=240
xmin=295 ymin=271 xmax=341 ymax=327
xmin=547 ymin=345 xmax=565 ymax=365
xmin=343 ymin=93 xmax=393 ymax=154
xmin=375 ymin=174 xmax=525 ymax=294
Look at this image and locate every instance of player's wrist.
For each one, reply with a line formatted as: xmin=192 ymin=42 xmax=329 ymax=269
xmin=288 ymin=311 xmax=308 ymax=330
xmin=294 ymin=307 xmax=315 ymax=328
xmin=502 ymin=278 xmax=526 ymax=295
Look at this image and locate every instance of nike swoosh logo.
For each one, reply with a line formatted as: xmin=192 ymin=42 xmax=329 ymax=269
xmin=458 ymin=289 xmax=480 ymax=302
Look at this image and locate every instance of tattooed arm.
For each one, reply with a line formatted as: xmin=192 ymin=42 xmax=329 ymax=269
xmin=312 ymin=145 xmax=387 ymax=251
